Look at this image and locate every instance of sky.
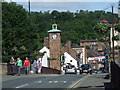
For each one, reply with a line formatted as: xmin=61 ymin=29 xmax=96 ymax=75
xmin=4 ymin=0 xmax=119 ymax=14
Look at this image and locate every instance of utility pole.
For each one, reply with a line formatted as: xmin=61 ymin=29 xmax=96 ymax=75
xmin=28 ymin=0 xmax=31 ymax=60
xmin=29 ymin=0 xmax=30 ymax=18
xmin=111 ymin=5 xmax=115 ymax=62
xmin=111 ymin=5 xmax=116 ymax=86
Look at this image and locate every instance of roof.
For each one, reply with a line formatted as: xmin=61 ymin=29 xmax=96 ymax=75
xmin=71 ymin=46 xmax=84 ymax=48
xmin=47 ymin=24 xmax=61 ymax=33
xmin=39 ymin=46 xmax=50 ymax=57
xmin=87 ymin=49 xmax=101 ymax=57
xmin=80 ymin=40 xmax=97 ymax=42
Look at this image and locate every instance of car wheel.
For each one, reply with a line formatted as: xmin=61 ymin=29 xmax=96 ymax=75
xmin=65 ymin=70 xmax=66 ymax=74
xmin=90 ymin=71 xmax=92 ymax=74
xmin=80 ymin=70 xmax=82 ymax=74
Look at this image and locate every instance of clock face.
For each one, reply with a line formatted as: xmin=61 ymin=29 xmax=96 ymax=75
xmin=52 ymin=34 xmax=58 ymax=40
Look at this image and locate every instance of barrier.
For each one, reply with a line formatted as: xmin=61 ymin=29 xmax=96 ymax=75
xmin=2 ymin=63 xmax=61 ymax=75
xmin=41 ymin=67 xmax=61 ymax=74
xmin=7 ymin=64 xmax=25 ymax=75
xmin=0 ymin=63 xmax=7 ymax=75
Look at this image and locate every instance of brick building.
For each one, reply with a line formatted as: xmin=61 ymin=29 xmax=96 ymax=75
xmin=47 ymin=24 xmax=61 ymax=71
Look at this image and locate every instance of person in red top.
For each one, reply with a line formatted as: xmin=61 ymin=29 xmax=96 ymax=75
xmin=24 ymin=57 xmax=30 ymax=75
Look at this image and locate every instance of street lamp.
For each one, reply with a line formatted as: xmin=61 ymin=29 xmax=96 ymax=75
xmin=111 ymin=5 xmax=115 ymax=62
xmin=28 ymin=0 xmax=31 ymax=60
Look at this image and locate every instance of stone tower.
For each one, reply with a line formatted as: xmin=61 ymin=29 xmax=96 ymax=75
xmin=48 ymin=24 xmax=61 ymax=71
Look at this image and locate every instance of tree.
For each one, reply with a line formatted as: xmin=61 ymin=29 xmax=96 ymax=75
xmin=2 ymin=2 xmax=29 ymax=62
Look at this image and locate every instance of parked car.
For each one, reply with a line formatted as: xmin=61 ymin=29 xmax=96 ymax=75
xmin=93 ymin=69 xmax=101 ymax=74
xmin=78 ymin=64 xmax=92 ymax=74
xmin=64 ymin=65 xmax=77 ymax=74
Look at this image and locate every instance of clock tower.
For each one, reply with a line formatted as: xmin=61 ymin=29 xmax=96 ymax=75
xmin=48 ymin=24 xmax=61 ymax=71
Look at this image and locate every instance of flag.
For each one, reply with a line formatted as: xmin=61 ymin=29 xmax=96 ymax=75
xmin=102 ymin=19 xmax=108 ymax=23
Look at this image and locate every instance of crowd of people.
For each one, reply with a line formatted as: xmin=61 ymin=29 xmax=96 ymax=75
xmin=10 ymin=56 xmax=42 ymax=76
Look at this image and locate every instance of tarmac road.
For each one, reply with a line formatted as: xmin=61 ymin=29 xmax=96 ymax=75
xmin=2 ymin=74 xmax=86 ymax=88
xmin=2 ymin=73 xmax=111 ymax=89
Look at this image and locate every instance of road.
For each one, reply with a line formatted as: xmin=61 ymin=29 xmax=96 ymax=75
xmin=2 ymin=74 xmax=86 ymax=88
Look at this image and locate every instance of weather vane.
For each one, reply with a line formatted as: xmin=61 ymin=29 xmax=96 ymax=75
xmin=54 ymin=16 xmax=56 ymax=23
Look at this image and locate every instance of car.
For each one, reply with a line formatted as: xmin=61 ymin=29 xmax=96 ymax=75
xmin=64 ymin=65 xmax=77 ymax=74
xmin=93 ymin=69 xmax=101 ymax=74
xmin=78 ymin=64 xmax=92 ymax=74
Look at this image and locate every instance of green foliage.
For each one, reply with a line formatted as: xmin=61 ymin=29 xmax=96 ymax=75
xmin=114 ymin=35 xmax=119 ymax=40
xmin=115 ymin=23 xmax=120 ymax=32
xmin=86 ymin=45 xmax=90 ymax=49
xmin=94 ymin=22 xmax=111 ymax=33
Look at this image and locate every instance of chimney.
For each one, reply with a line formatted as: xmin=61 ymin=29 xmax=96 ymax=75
xmin=44 ymin=37 xmax=49 ymax=48
xmin=66 ymin=40 xmax=71 ymax=49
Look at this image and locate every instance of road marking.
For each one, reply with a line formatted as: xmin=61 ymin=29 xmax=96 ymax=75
xmin=67 ymin=75 xmax=89 ymax=88
xmin=63 ymin=81 xmax=67 ymax=83
xmin=16 ymin=84 xmax=29 ymax=88
xmin=34 ymin=81 xmax=42 ymax=83
xmin=60 ymin=81 xmax=67 ymax=83
xmin=54 ymin=81 xmax=58 ymax=83
xmin=49 ymin=81 xmax=52 ymax=83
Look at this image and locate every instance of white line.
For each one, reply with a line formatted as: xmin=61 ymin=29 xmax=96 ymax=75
xmin=63 ymin=81 xmax=67 ymax=83
xmin=67 ymin=75 xmax=89 ymax=88
xmin=34 ymin=81 xmax=42 ymax=83
xmin=49 ymin=81 xmax=52 ymax=83
xmin=16 ymin=84 xmax=29 ymax=88
xmin=54 ymin=81 xmax=58 ymax=83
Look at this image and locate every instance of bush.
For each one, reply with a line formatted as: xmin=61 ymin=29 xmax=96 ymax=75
xmin=115 ymin=23 xmax=120 ymax=32
xmin=94 ymin=22 xmax=111 ymax=33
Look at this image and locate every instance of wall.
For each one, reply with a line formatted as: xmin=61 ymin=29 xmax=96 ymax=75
xmin=0 ymin=63 xmax=7 ymax=75
xmin=64 ymin=52 xmax=77 ymax=67
xmin=111 ymin=61 xmax=120 ymax=88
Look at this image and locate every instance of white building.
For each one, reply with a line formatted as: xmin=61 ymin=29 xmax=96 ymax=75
xmin=110 ymin=28 xmax=120 ymax=47
xmin=39 ymin=46 xmax=50 ymax=67
xmin=63 ymin=52 xmax=77 ymax=67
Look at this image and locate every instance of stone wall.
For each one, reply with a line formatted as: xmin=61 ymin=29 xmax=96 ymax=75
xmin=0 ymin=63 xmax=7 ymax=75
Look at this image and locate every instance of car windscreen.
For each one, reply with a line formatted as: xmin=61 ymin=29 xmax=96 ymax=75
xmin=81 ymin=64 xmax=91 ymax=69
xmin=66 ymin=65 xmax=75 ymax=69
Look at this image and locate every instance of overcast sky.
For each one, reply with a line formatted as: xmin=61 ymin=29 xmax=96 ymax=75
xmin=5 ymin=0 xmax=119 ymax=13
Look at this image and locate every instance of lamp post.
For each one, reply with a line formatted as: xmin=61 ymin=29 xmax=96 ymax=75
xmin=28 ymin=0 xmax=31 ymax=60
xmin=111 ymin=5 xmax=115 ymax=62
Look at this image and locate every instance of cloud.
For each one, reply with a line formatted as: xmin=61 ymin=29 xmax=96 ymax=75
xmin=16 ymin=2 xmax=91 ymax=12
xmin=30 ymin=2 xmax=89 ymax=9
xmin=4 ymin=1 xmax=118 ymax=13
xmin=4 ymin=0 xmax=118 ymax=2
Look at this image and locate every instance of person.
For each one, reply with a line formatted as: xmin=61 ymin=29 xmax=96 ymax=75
xmin=33 ymin=60 xmax=38 ymax=74
xmin=37 ymin=60 xmax=42 ymax=74
xmin=24 ymin=57 xmax=30 ymax=75
xmin=10 ymin=57 xmax=16 ymax=75
xmin=16 ymin=57 xmax=22 ymax=76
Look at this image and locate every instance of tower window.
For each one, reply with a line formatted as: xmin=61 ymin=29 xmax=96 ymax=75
xmin=70 ymin=60 xmax=72 ymax=62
